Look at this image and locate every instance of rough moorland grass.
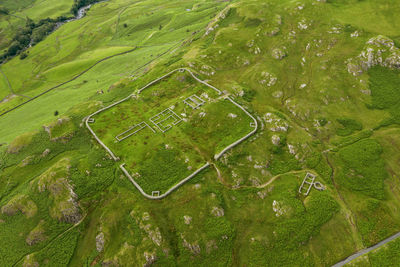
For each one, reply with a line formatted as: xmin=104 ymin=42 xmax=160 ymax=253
xmin=3 ymin=0 xmax=400 ymax=266
xmin=336 ymin=118 xmax=363 ymax=136
xmin=368 ymin=237 xmax=400 ymax=266
xmin=369 ymin=66 xmax=400 ymax=125
xmin=0 ymin=115 xmax=116 ymax=266
xmin=336 ymin=138 xmax=387 ymax=199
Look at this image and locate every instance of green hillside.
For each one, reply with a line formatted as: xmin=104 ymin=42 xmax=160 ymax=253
xmin=1 ymin=0 xmax=400 ymax=266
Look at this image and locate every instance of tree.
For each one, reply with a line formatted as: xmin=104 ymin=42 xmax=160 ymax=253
xmin=54 ymin=111 xmax=59 ymax=116
xmin=7 ymin=42 xmax=22 ymax=57
xmin=0 ymin=7 xmax=9 ymax=15
xmin=159 ymin=24 xmax=163 ymax=30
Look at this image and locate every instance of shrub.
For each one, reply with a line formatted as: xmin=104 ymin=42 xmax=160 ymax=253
xmin=336 ymin=118 xmax=362 ymax=136
xmin=19 ymin=53 xmax=28 ymax=60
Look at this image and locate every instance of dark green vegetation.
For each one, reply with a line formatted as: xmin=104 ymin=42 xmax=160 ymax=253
xmin=369 ymin=66 xmax=400 ymax=126
xmin=1 ymin=0 xmax=400 ymax=266
xmin=0 ymin=0 xmax=75 ymax=63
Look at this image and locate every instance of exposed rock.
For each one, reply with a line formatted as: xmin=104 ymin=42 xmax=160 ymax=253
xmin=263 ymin=113 xmax=289 ymax=132
xmin=275 ymin=14 xmax=282 ymax=25
xmin=43 ymin=117 xmax=75 ymax=143
xmin=257 ymin=190 xmax=268 ymax=199
xmin=36 ymin=159 xmax=81 ymax=224
xmin=259 ymin=72 xmax=277 ymax=87
xmin=288 ymin=144 xmax=296 ymax=155
xmin=206 ymin=240 xmax=218 ymax=254
xmin=130 ymin=210 xmax=163 ymax=247
xmin=250 ymin=177 xmax=261 ymax=187
xmin=1 ymin=194 xmax=37 ymax=218
xmin=19 ymin=155 xmax=35 ymax=167
xmin=211 ymin=206 xmax=224 ymax=217
xmin=143 ymin=251 xmax=157 ymax=267
xmin=269 ymin=27 xmax=280 ymax=36
xmin=41 ymin=148 xmax=51 ymax=157
xmin=271 ymin=135 xmax=280 ymax=146
xmin=272 ymin=91 xmax=283 ymax=98
xmin=351 ymin=31 xmax=360 ymax=38
xmin=272 ymin=200 xmax=290 ymax=217
xmin=7 ymin=131 xmax=36 ymax=154
xmin=181 ymin=234 xmax=201 ymax=255
xmin=96 ymin=232 xmax=105 ymax=252
xmin=297 ymin=19 xmax=309 ymax=30
xmin=228 ymin=113 xmax=237 ymax=118
xmin=347 ymin=35 xmax=400 ymax=76
xmin=22 ymin=254 xmax=39 ymax=267
xmin=184 ymin=215 xmax=192 ymax=225
xmin=272 ymin=48 xmax=287 ymax=60
xmin=26 ymin=220 xmax=46 ymax=246
xmin=101 ymin=260 xmax=119 ymax=267
xmin=142 ymin=212 xmax=150 ymax=221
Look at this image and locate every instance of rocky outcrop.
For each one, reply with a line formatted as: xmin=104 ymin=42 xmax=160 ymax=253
xmin=130 ymin=210 xmax=163 ymax=247
xmin=36 ymin=158 xmax=81 ymax=224
xmin=347 ymin=35 xmax=400 ymax=76
xmin=211 ymin=206 xmax=224 ymax=217
xmin=143 ymin=251 xmax=157 ymax=267
xmin=43 ymin=117 xmax=75 ymax=143
xmin=272 ymin=48 xmax=287 ymax=60
xmin=181 ymin=234 xmax=201 ymax=255
xmin=22 ymin=254 xmax=39 ymax=267
xmin=184 ymin=215 xmax=192 ymax=225
xmin=26 ymin=220 xmax=46 ymax=246
xmin=1 ymin=194 xmax=37 ymax=218
xmin=7 ymin=131 xmax=36 ymax=154
xmin=96 ymin=232 xmax=105 ymax=252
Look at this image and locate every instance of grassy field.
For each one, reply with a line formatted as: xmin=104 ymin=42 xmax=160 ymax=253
xmin=91 ymin=71 xmax=253 ymax=193
xmin=0 ymin=0 xmax=74 ymax=50
xmin=0 ymin=0 xmax=229 ymax=143
xmin=1 ymin=0 xmax=400 ymax=266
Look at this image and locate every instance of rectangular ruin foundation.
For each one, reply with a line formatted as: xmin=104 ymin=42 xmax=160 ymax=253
xmin=115 ymin=121 xmax=155 ymax=142
xmin=150 ymin=108 xmax=182 ymax=132
xmin=183 ymin=94 xmax=205 ymax=109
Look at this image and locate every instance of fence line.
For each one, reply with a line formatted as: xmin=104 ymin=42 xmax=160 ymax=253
xmin=86 ymin=68 xmax=257 ymax=199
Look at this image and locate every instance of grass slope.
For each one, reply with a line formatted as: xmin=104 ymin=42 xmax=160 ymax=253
xmin=1 ymin=0 xmax=400 ymax=266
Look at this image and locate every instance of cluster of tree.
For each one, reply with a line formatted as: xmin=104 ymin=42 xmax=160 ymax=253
xmin=71 ymin=0 xmax=100 ymax=15
xmin=0 ymin=0 xmax=102 ymax=64
xmin=0 ymin=17 xmax=64 ymax=63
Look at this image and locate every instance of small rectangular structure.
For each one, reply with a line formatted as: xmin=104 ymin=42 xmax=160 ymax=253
xmin=115 ymin=121 xmax=155 ymax=142
xmin=150 ymin=108 xmax=182 ymax=132
xmin=183 ymin=94 xmax=205 ymax=109
xmin=298 ymin=172 xmax=316 ymax=196
xmin=152 ymin=191 xmax=160 ymax=197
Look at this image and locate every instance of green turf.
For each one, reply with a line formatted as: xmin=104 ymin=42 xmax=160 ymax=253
xmin=2 ymin=0 xmax=400 ymax=266
xmin=91 ymin=72 xmax=253 ymax=193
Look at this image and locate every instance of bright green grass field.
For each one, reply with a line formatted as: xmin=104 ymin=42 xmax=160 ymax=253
xmin=0 ymin=0 xmax=229 ymax=143
xmin=0 ymin=0 xmax=74 ymax=50
xmin=91 ymin=72 xmax=253 ymax=193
